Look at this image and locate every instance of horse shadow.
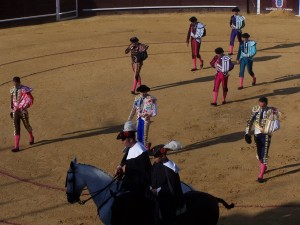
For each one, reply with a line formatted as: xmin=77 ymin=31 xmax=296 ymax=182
xmin=23 ymin=124 xmax=123 ymax=149
xmin=169 ymin=131 xmax=245 ymax=154
xmin=219 ymin=202 xmax=300 ymax=225
xmin=259 ymin=42 xmax=300 ymax=51
xmin=151 ymin=75 xmax=215 ymax=92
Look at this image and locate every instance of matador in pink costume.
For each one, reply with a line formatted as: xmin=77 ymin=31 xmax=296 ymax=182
xmin=210 ymin=47 xmax=234 ymax=106
xmin=186 ymin=16 xmax=205 ymax=71
xmin=125 ymin=37 xmax=149 ymax=95
xmin=10 ymin=76 xmax=34 ymax=152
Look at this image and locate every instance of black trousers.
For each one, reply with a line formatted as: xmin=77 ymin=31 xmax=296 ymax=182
xmin=13 ymin=110 xmax=32 ymax=135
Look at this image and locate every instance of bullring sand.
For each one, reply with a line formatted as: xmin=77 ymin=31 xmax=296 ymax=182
xmin=0 ymin=12 xmax=299 ymax=225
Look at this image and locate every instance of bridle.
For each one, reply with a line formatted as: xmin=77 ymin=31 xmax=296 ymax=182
xmin=65 ymin=165 xmax=121 ymax=213
xmin=65 ymin=167 xmax=80 ymax=203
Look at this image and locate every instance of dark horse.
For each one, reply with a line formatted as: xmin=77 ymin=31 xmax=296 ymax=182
xmin=66 ymin=159 xmax=234 ymax=225
xmin=111 ymin=190 xmax=234 ymax=225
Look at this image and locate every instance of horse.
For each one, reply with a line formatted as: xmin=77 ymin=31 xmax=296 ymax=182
xmin=65 ymin=158 xmax=234 ymax=225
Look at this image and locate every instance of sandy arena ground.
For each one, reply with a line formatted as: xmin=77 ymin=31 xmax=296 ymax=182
xmin=0 ymin=12 xmax=299 ymax=225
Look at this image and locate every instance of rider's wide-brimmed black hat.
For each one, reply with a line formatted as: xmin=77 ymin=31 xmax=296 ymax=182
xmin=150 ymin=144 xmax=167 ymax=157
xmin=116 ymin=131 xmax=136 ymax=141
xmin=136 ymin=85 xmax=150 ymax=93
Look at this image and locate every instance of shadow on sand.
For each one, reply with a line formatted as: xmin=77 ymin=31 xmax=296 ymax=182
xmin=23 ymin=124 xmax=123 ymax=150
xmin=169 ymin=131 xmax=245 ymax=154
xmin=229 ymin=86 xmax=300 ymax=104
xmin=254 ymin=55 xmax=281 ymax=62
xmin=151 ymin=75 xmax=215 ymax=92
xmin=219 ymin=202 xmax=300 ymax=225
xmin=265 ymin=162 xmax=300 ymax=182
xmin=259 ymin=42 xmax=300 ymax=51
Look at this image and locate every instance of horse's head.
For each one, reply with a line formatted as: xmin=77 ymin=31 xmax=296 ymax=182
xmin=65 ymin=158 xmax=85 ymax=204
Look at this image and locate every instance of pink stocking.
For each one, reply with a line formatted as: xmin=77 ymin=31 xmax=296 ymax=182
xmin=15 ymin=135 xmax=20 ymax=149
xmin=259 ymin=163 xmax=267 ymax=179
xmin=29 ymin=132 xmax=34 ymax=143
xmin=213 ymin=92 xmax=218 ymax=103
xmin=132 ymin=79 xmax=138 ymax=92
xmin=137 ymin=76 xmax=142 ymax=87
xmin=239 ymin=77 xmax=244 ymax=87
xmin=192 ymin=58 xmax=197 ymax=69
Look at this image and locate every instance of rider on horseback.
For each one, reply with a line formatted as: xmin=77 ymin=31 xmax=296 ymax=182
xmin=112 ymin=121 xmax=153 ymax=225
xmin=116 ymin=121 xmax=152 ymax=195
xmin=150 ymin=144 xmax=184 ymax=225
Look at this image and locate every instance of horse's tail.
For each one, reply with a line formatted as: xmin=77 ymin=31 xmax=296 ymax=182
xmin=216 ymin=197 xmax=235 ymax=209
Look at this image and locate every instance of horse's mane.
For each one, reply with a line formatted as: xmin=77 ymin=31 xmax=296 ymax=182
xmin=78 ymin=163 xmax=113 ymax=178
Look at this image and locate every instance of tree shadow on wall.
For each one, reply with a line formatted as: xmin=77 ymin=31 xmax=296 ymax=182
xmin=219 ymin=202 xmax=300 ymax=225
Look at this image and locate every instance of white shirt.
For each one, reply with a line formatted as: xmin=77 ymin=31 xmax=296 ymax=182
xmin=163 ymin=160 xmax=180 ymax=173
xmin=126 ymin=142 xmax=147 ymax=160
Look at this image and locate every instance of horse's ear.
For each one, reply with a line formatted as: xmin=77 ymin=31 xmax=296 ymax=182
xmin=70 ymin=157 xmax=77 ymax=169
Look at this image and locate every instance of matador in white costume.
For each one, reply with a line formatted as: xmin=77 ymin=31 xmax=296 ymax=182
xmin=128 ymin=85 xmax=157 ymax=150
xmin=244 ymin=97 xmax=281 ymax=183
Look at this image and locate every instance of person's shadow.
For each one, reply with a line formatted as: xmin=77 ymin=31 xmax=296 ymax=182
xmin=23 ymin=124 xmax=123 ymax=150
xmin=254 ymin=55 xmax=281 ymax=62
xmin=229 ymin=86 xmax=300 ymax=104
xmin=251 ymin=73 xmax=300 ymax=88
xmin=151 ymin=75 xmax=215 ymax=92
xmin=259 ymin=42 xmax=300 ymax=51
xmin=169 ymin=131 xmax=245 ymax=154
xmin=265 ymin=162 xmax=300 ymax=181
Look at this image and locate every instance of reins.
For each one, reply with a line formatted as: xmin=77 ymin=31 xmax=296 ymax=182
xmin=78 ymin=175 xmax=121 ymax=205
xmin=96 ymin=189 xmax=119 ymax=213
